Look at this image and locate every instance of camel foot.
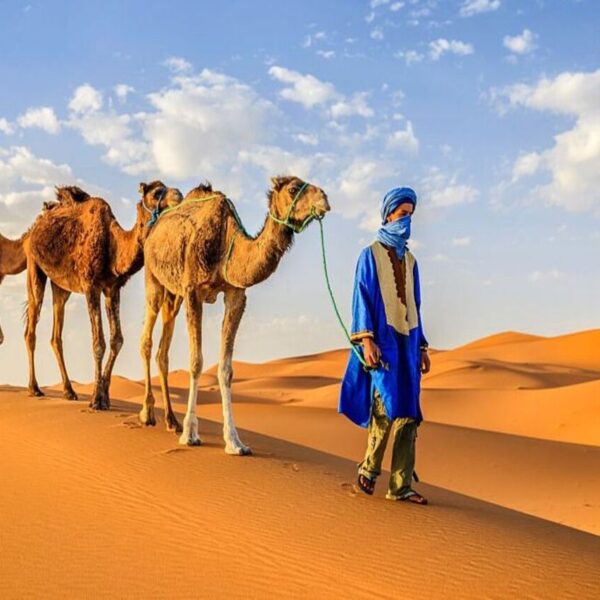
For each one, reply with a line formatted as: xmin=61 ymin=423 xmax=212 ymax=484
xmin=63 ymin=387 xmax=78 ymax=401
xmin=89 ymin=391 xmax=110 ymax=411
xmin=139 ymin=408 xmax=156 ymax=427
xmin=179 ymin=432 xmax=202 ymax=446
xmin=225 ymin=441 xmax=252 ymax=456
xmin=28 ymin=384 xmax=45 ymax=397
xmin=166 ymin=413 xmax=183 ymax=433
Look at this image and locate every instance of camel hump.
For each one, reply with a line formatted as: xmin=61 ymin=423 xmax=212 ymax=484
xmin=54 ymin=186 xmax=91 ymax=205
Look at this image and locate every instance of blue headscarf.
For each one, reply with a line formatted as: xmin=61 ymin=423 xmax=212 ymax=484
xmin=376 ymin=187 xmax=417 ymax=259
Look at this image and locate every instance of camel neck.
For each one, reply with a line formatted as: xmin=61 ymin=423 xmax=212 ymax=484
xmin=110 ymin=218 xmax=145 ymax=278
xmin=0 ymin=233 xmax=27 ymax=276
xmin=225 ymin=210 xmax=294 ymax=288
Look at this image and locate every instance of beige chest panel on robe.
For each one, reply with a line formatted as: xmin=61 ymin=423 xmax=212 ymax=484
xmin=370 ymin=241 xmax=418 ymax=336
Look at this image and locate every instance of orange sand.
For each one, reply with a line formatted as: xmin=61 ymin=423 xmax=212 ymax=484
xmin=1 ymin=329 xmax=599 ymax=598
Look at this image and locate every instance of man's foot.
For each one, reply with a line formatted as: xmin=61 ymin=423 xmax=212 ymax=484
xmin=357 ymin=473 xmax=376 ymax=495
xmin=386 ymin=490 xmax=428 ymax=505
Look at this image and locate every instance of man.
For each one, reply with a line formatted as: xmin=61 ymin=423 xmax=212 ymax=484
xmin=338 ymin=186 xmax=430 ymax=504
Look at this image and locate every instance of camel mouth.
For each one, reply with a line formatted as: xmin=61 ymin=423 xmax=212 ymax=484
xmin=315 ymin=205 xmax=330 ymax=218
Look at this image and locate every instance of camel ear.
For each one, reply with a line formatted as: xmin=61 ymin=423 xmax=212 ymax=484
xmin=270 ymin=176 xmax=293 ymax=191
xmin=138 ymin=182 xmax=147 ymax=195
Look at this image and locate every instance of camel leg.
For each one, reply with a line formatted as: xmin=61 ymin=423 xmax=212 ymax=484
xmin=156 ymin=293 xmax=183 ymax=433
xmin=139 ymin=272 xmax=164 ymax=427
xmin=85 ymin=288 xmax=108 ymax=410
xmin=25 ymin=262 xmax=47 ymax=397
xmin=50 ymin=282 xmax=77 ymax=400
xmin=219 ymin=288 xmax=251 ymax=455
xmin=179 ymin=290 xmax=203 ymax=447
xmin=101 ymin=287 xmax=123 ymax=403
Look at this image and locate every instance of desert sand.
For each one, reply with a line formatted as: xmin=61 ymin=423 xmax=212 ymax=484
xmin=1 ymin=329 xmax=599 ymax=598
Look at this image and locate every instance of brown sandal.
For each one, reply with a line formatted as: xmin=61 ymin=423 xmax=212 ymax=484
xmin=399 ymin=490 xmax=428 ymax=505
xmin=357 ymin=473 xmax=376 ymax=495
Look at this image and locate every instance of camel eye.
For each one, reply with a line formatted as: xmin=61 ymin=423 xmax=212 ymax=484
xmin=289 ymin=186 xmax=298 ymax=196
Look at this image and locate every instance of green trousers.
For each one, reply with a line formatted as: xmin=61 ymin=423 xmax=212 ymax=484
xmin=357 ymin=388 xmax=418 ymax=500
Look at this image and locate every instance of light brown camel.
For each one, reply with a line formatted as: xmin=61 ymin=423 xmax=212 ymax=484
xmin=0 ymin=232 xmax=28 ymax=344
xmin=24 ymin=182 xmax=183 ymax=408
xmin=139 ymin=176 xmax=330 ymax=454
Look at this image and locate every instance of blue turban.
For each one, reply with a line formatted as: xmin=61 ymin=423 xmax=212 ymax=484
xmin=380 ymin=187 xmax=417 ymax=224
xmin=376 ymin=187 xmax=417 ymax=259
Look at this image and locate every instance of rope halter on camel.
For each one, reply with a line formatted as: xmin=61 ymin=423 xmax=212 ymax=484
xmin=141 ymin=187 xmax=167 ymax=227
xmin=268 ymin=181 xmax=323 ymax=234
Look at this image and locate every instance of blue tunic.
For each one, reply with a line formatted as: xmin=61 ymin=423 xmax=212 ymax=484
xmin=338 ymin=244 xmax=428 ymax=427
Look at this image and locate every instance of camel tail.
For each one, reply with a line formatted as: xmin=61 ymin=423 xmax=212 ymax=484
xmin=21 ymin=300 xmax=29 ymax=326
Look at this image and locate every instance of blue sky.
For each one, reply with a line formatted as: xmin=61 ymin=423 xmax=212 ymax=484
xmin=0 ymin=0 xmax=599 ymax=385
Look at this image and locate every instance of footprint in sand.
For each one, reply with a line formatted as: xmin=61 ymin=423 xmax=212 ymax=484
xmin=282 ymin=462 xmax=300 ymax=472
xmin=160 ymin=447 xmax=189 ymax=455
xmin=341 ymin=482 xmax=359 ymax=496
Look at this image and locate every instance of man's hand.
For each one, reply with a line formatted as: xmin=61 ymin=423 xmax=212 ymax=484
xmin=421 ymin=349 xmax=431 ymax=374
xmin=362 ymin=338 xmax=382 ymax=368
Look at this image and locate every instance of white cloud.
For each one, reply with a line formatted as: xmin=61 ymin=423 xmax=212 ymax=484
xmin=370 ymin=0 xmax=390 ymax=7
xmin=500 ymin=69 xmax=600 ymax=211
xmin=303 ymin=31 xmax=326 ymax=48
xmin=334 ymin=158 xmax=392 ymax=230
xmin=0 ymin=118 xmax=14 ymax=135
xmin=390 ymin=2 xmax=404 ymax=11
xmin=429 ymin=38 xmax=474 ymax=60
xmin=67 ymin=85 xmax=149 ymax=174
xmin=530 ymin=269 xmax=563 ymax=282
xmin=0 ymin=146 xmax=76 ymax=234
xmin=114 ymin=84 xmax=134 ymax=102
xmin=330 ymin=92 xmax=374 ymax=119
xmin=69 ymin=84 xmax=103 ymax=113
xmin=144 ymin=70 xmax=277 ymax=182
xmin=512 ymin=152 xmax=541 ymax=181
xmin=268 ymin=66 xmax=337 ymax=108
xmin=396 ymin=50 xmax=425 ymax=65
xmin=370 ymin=28 xmax=384 ymax=41
xmin=451 ymin=236 xmax=471 ymax=246
xmin=421 ymin=168 xmax=478 ymax=208
xmin=387 ymin=120 xmax=419 ymax=153
xmin=503 ymin=29 xmax=537 ymax=55
xmin=459 ymin=0 xmax=500 ymax=17
xmin=365 ymin=12 xmax=376 ymax=23
xmin=294 ymin=133 xmax=319 ymax=146
xmin=163 ymin=56 xmax=192 ymax=73
xmin=238 ymin=145 xmax=314 ymax=180
xmin=316 ymin=50 xmax=335 ymax=59
xmin=17 ymin=107 xmax=60 ymax=134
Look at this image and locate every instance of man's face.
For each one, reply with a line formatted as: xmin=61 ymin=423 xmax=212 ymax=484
xmin=386 ymin=202 xmax=414 ymax=223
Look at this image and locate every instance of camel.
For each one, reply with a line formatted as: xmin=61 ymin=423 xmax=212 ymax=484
xmin=24 ymin=181 xmax=183 ymax=408
xmin=0 ymin=232 xmax=28 ymax=344
xmin=139 ymin=176 xmax=330 ymax=454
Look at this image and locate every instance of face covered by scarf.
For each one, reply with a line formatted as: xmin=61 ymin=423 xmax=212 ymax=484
xmin=375 ymin=187 xmax=417 ymax=259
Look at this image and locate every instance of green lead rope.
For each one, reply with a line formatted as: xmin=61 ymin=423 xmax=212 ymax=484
xmin=151 ymin=185 xmax=370 ymax=369
xmin=317 ymin=218 xmax=371 ymax=369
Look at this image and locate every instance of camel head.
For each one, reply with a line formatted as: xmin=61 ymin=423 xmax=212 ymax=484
xmin=138 ymin=181 xmax=183 ymax=226
xmin=269 ymin=176 xmax=330 ymax=232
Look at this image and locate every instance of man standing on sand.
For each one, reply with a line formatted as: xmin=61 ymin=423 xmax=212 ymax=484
xmin=339 ymin=187 xmax=430 ymax=504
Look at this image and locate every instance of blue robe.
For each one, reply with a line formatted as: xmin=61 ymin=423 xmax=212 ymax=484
xmin=338 ymin=243 xmax=428 ymax=427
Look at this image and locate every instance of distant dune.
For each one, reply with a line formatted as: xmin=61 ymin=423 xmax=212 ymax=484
xmin=1 ymin=329 xmax=599 ymax=598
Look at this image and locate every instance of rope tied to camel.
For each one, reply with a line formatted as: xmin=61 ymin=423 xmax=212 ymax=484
xmin=144 ymin=182 xmax=370 ymax=369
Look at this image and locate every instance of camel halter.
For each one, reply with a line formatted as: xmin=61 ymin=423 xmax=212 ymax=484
xmin=142 ymin=187 xmax=167 ymax=227
xmin=268 ymin=182 xmax=322 ymax=234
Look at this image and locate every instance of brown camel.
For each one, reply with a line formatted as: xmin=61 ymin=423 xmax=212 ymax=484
xmin=139 ymin=176 xmax=330 ymax=454
xmin=0 ymin=232 xmax=28 ymax=344
xmin=24 ymin=181 xmax=183 ymax=408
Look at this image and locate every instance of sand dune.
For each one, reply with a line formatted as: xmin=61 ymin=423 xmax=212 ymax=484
xmin=1 ymin=329 xmax=599 ymax=597
xmin=0 ymin=389 xmax=598 ymax=599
